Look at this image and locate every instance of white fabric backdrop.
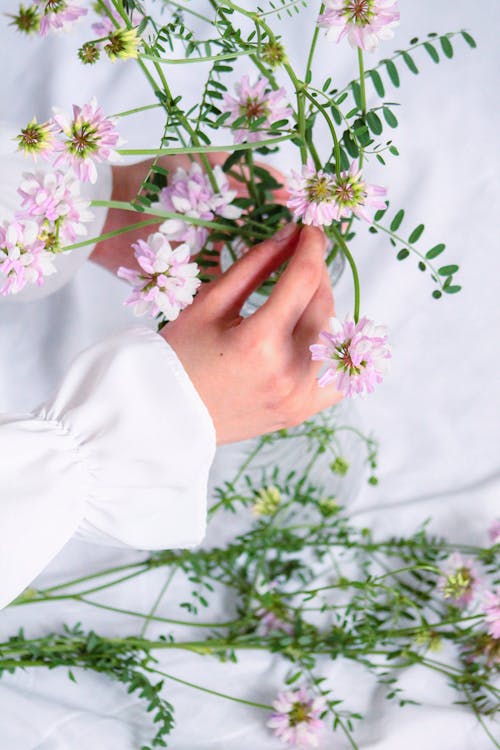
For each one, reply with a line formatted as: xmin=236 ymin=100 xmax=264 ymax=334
xmin=0 ymin=1 xmax=499 ymax=748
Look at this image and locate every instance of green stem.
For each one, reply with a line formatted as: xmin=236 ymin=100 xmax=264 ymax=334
xmin=61 ymin=219 xmax=160 ymax=253
xmin=302 ymin=88 xmax=341 ymax=176
xmin=357 ymin=48 xmax=367 ymax=168
xmin=145 ymin=666 xmax=273 ymax=710
xmin=330 ymin=224 xmax=360 ymax=322
xmin=117 ymin=133 xmax=294 ymax=156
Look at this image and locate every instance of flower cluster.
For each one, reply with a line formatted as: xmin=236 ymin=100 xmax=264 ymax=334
xmin=438 ymin=553 xmax=479 ymax=608
xmin=267 ymin=687 xmax=326 ymax=747
xmin=318 ymin=0 xmax=400 ymax=52
xmin=310 ymin=316 xmax=391 ymax=397
xmin=17 ymin=98 xmax=122 ymax=184
xmin=438 ymin=551 xmax=500 ymax=666
xmin=222 ymin=76 xmax=292 ymax=143
xmin=117 ymin=233 xmax=201 ymax=320
xmin=251 ymin=485 xmax=282 ymax=517
xmin=0 ymin=221 xmax=56 ymax=295
xmin=2 ymin=97 xmax=121 ymax=295
xmin=8 ymin=1 xmax=88 ymax=37
xmin=155 ymin=162 xmax=242 ymax=253
xmin=288 ymin=160 xmax=386 ymax=227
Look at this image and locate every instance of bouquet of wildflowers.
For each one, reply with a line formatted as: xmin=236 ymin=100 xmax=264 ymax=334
xmin=4 ymin=0 xmax=474 ymax=398
xmin=2 ymin=2 xmax=498 ymax=749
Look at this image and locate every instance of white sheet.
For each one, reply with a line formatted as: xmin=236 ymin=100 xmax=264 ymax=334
xmin=0 ymin=1 xmax=498 ymax=748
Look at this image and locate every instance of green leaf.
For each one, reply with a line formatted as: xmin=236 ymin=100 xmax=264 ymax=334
xmin=408 ymin=224 xmax=425 ymax=243
xmin=385 ymin=60 xmax=400 ymax=87
xmin=461 ymin=31 xmax=477 ymax=49
xmin=426 ymin=243 xmax=445 ymax=259
xmin=351 ymin=81 xmax=362 ymax=108
xmin=343 ymin=130 xmax=359 ymax=158
xmin=68 ymin=670 xmax=77 ymax=683
xmin=444 ymin=284 xmax=462 ymax=294
xmin=423 ymin=42 xmax=439 ymax=63
xmin=390 ymin=209 xmax=404 ymax=231
xmin=397 ymin=249 xmax=410 ymax=260
xmin=374 ymin=204 xmax=389 ymax=221
xmin=366 ymin=110 xmax=383 ymax=135
xmin=432 ymin=290 xmax=442 ymax=299
xmin=438 ymin=264 xmax=459 ymax=276
xmin=369 ymin=69 xmax=385 ymax=97
xmin=383 ymin=107 xmax=398 ymax=128
xmin=440 ymin=36 xmax=454 ymax=58
xmin=402 ymin=51 xmax=419 ymax=74
xmin=389 ymin=145 xmax=399 ymax=156
xmin=418 ymin=261 xmax=426 ymax=271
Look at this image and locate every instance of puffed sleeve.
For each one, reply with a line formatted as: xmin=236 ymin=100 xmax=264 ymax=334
xmin=0 ymin=122 xmax=112 ymax=301
xmin=0 ymin=326 xmax=216 ymax=609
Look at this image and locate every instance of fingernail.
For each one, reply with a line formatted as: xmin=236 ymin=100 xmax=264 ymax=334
xmin=274 ymin=223 xmax=297 ymax=242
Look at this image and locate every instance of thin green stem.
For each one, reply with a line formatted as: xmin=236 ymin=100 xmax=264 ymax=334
xmin=330 ymin=224 xmax=360 ymax=322
xmin=145 ymin=666 xmax=273 ymax=710
xmin=357 ymin=48 xmax=367 ymax=168
xmin=118 ymin=133 xmax=294 ymax=156
xmin=61 ymin=219 xmax=160 ymax=253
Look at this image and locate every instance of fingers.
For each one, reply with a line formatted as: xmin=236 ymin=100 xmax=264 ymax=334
xmin=201 ymin=223 xmax=301 ymax=321
xmin=293 ymin=265 xmax=335 ymax=358
xmin=249 ymin=226 xmax=327 ymax=334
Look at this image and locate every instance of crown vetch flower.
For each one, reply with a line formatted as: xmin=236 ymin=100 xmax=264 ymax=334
xmin=34 ymin=0 xmax=87 ymax=36
xmin=318 ymin=0 xmax=400 ymax=52
xmin=17 ymin=170 xmax=94 ymax=245
xmin=52 ymin=98 xmax=123 ymax=183
xmin=157 ymin=163 xmax=242 ymax=253
xmin=117 ymin=233 xmax=201 ymax=320
xmin=8 ymin=4 xmax=41 ymax=34
xmin=483 ymin=590 xmax=500 ymax=640
xmin=16 ymin=117 xmax=55 ymax=160
xmin=267 ymin=687 xmax=326 ymax=747
xmin=287 ymin=161 xmax=339 ymax=227
xmin=438 ymin=553 xmax=480 ymax=608
xmin=287 ymin=160 xmax=386 ymax=227
xmin=0 ymin=220 xmax=56 ymax=295
xmin=310 ymin=316 xmax=391 ymax=397
xmin=251 ymin=486 xmax=281 ymax=517
xmin=221 ymin=75 xmax=292 ymax=143
xmin=331 ymin=161 xmax=387 ymax=223
xmin=104 ymin=27 xmax=140 ymax=61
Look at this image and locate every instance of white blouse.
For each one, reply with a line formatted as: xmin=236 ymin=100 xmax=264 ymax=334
xmin=0 ymin=130 xmax=216 ymax=610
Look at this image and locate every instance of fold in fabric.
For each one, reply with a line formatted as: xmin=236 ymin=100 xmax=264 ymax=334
xmin=0 ymin=327 xmax=216 ymax=609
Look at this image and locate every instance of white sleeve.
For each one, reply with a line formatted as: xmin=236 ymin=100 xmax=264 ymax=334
xmin=0 ymin=327 xmax=216 ymax=609
xmin=0 ymin=122 xmax=112 ymax=301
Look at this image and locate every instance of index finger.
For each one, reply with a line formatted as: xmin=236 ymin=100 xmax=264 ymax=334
xmin=247 ymin=226 xmax=327 ymax=334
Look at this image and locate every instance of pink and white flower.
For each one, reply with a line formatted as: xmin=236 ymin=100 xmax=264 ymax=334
xmin=52 ymin=98 xmax=123 ymax=183
xmin=287 ymin=160 xmax=386 ymax=227
xmin=287 ymin=162 xmax=339 ymax=227
xmin=0 ymin=220 xmax=56 ymax=295
xmin=267 ymin=687 xmax=326 ymax=747
xmin=117 ymin=232 xmax=200 ymax=320
xmin=34 ymin=0 xmax=87 ymax=37
xmin=310 ymin=316 xmax=391 ymax=397
xmin=488 ymin=520 xmax=500 ymax=545
xmin=318 ymin=0 xmax=400 ymax=52
xmin=221 ymin=75 xmax=292 ymax=143
xmin=17 ymin=170 xmax=93 ymax=244
xmin=483 ymin=590 xmax=500 ymax=640
xmin=438 ymin=553 xmax=480 ymax=608
xmin=257 ymin=609 xmax=294 ymax=636
xmin=91 ymin=0 xmax=142 ymax=36
xmin=157 ymin=163 xmax=242 ymax=253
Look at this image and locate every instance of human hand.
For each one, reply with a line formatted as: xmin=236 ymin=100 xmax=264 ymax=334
xmin=90 ymin=154 xmax=288 ymax=275
xmin=161 ymin=223 xmax=343 ymax=444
